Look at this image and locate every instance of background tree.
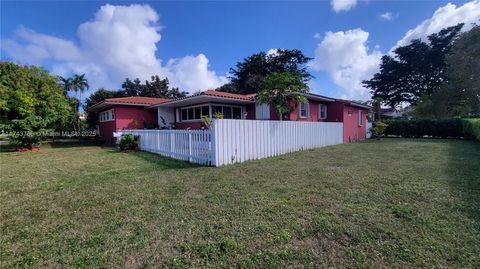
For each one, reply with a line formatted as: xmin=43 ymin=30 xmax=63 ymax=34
xmin=409 ymin=25 xmax=480 ymax=117
xmin=256 ymin=72 xmax=308 ymax=120
xmin=363 ymin=24 xmax=464 ymax=108
xmin=71 ymin=74 xmax=89 ymax=107
xmin=83 ymin=88 xmax=125 ymax=128
xmin=0 ymin=62 xmax=75 ymax=147
xmin=220 ymin=49 xmax=313 ymax=94
xmin=58 ymin=76 xmax=72 ymax=96
xmin=121 ymin=76 xmax=188 ymax=98
xmin=441 ymin=24 xmax=480 ymax=116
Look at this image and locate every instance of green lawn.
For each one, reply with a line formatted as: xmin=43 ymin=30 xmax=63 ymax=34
xmin=1 ymin=139 xmax=479 ymax=268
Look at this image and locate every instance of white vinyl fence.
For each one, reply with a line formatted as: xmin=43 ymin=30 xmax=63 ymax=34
xmin=211 ymin=119 xmax=343 ymax=166
xmin=121 ymin=119 xmax=343 ymax=166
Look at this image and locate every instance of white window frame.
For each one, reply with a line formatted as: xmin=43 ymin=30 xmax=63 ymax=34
xmin=178 ymin=103 xmax=245 ymax=122
xmin=99 ymin=109 xmax=115 ymax=122
xmin=318 ymin=104 xmax=327 ymax=119
xmin=299 ymin=101 xmax=309 ymax=118
xmin=358 ymin=110 xmax=363 ymax=126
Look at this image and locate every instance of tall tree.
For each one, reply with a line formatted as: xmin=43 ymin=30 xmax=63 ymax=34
xmin=0 ymin=62 xmax=76 ymax=147
xmin=363 ymin=24 xmax=464 ymax=107
xmin=121 ymin=76 xmax=188 ymax=98
xmin=71 ymin=74 xmax=89 ymax=106
xmin=413 ymin=25 xmax=480 ymax=117
xmin=220 ymin=49 xmax=313 ymax=94
xmin=256 ymin=72 xmax=308 ymax=120
xmin=58 ymin=76 xmax=72 ymax=96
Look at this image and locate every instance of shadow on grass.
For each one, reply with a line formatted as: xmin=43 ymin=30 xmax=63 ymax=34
xmin=105 ymin=149 xmax=200 ymax=170
xmin=446 ymin=140 xmax=480 ymax=226
xmin=49 ymin=138 xmax=101 ymax=148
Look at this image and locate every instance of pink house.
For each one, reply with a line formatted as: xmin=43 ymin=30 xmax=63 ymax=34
xmin=87 ymin=90 xmax=370 ymax=144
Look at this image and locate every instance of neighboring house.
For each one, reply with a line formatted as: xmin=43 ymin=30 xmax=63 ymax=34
xmin=380 ymin=108 xmax=403 ymax=119
xmin=87 ymin=90 xmax=371 ymax=143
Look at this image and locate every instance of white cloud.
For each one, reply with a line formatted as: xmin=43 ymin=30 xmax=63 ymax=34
xmin=314 ymin=1 xmax=480 ymax=100
xmin=379 ymin=12 xmax=394 ymax=21
xmin=313 ymin=32 xmax=322 ymax=39
xmin=1 ymin=4 xmax=227 ymax=97
xmin=331 ymin=0 xmax=357 ymax=12
xmin=395 ymin=0 xmax=480 ymax=48
xmin=310 ymin=29 xmax=382 ymax=100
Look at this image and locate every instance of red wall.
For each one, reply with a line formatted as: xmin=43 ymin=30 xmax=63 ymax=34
xmin=342 ymin=105 xmax=367 ymax=143
xmin=246 ymin=104 xmax=256 ymax=120
xmin=287 ymin=99 xmax=331 ymax=122
xmin=98 ymin=105 xmax=157 ymax=140
xmin=115 ymin=106 xmax=157 ymax=130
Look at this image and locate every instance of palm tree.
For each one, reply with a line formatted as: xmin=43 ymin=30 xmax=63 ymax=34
xmin=58 ymin=76 xmax=72 ymax=96
xmin=71 ymin=74 xmax=89 ymax=107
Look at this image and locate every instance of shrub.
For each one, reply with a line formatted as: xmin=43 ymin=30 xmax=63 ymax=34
xmin=462 ymin=118 xmax=480 ymax=141
xmin=371 ymin=121 xmax=388 ymax=140
xmin=118 ymin=134 xmax=139 ymax=151
xmin=384 ymin=119 xmax=464 ymax=139
xmin=144 ymin=121 xmax=159 ymax=129
xmin=201 ymin=115 xmax=212 ymax=129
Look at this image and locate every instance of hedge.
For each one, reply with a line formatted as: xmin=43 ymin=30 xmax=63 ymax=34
xmin=383 ymin=118 xmax=480 ymax=141
xmin=462 ymin=118 xmax=480 ymax=141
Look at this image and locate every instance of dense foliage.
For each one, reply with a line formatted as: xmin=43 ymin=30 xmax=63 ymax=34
xmin=0 ymin=62 xmax=77 ymax=147
xmin=363 ymin=24 xmax=464 ymax=108
xmin=371 ymin=121 xmax=388 ymax=140
xmin=462 ymin=118 xmax=480 ymax=141
xmin=121 ymin=76 xmax=188 ymax=99
xmin=413 ymin=25 xmax=480 ymax=117
xmin=118 ymin=134 xmax=139 ymax=151
xmin=383 ymin=118 xmax=480 ymax=140
xmin=256 ymin=72 xmax=308 ymax=120
xmin=219 ymin=49 xmax=312 ymax=94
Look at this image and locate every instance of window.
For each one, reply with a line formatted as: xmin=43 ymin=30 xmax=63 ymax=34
xmin=358 ymin=110 xmax=363 ymax=126
xmin=223 ymin=107 xmax=232 ymax=119
xmin=255 ymin=104 xmax=270 ymax=120
xmin=319 ymin=104 xmax=327 ymax=119
xmin=232 ymin=107 xmax=242 ymax=119
xmin=299 ymin=102 xmax=309 ymax=118
xmin=212 ymin=106 xmax=222 ymax=118
xmin=99 ymin=109 xmax=115 ymax=122
xmin=348 ymin=109 xmax=353 ymax=116
xmin=179 ymin=104 xmax=243 ymax=121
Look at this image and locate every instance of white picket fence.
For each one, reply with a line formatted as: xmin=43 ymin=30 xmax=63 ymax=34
xmin=122 ymin=129 xmax=212 ymax=165
xmin=121 ymin=119 xmax=343 ymax=166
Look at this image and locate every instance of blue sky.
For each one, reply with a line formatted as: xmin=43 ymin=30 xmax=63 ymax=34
xmin=1 ymin=0 xmax=479 ymax=100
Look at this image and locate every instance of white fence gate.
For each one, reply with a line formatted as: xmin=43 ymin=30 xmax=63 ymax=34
xmin=121 ymin=119 xmax=344 ymax=166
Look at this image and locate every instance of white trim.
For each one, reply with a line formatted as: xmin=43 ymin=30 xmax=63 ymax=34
xmin=178 ymin=103 xmax=245 ymax=122
xmin=99 ymin=109 xmax=115 ymax=122
xmin=358 ymin=110 xmax=363 ymax=126
xmin=318 ymin=104 xmax=327 ymax=120
xmin=299 ymin=101 xmax=309 ymax=118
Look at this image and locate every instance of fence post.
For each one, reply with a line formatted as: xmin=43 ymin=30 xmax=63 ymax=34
xmin=170 ymin=132 xmax=174 ymax=158
xmin=210 ymin=120 xmax=216 ymax=166
xmin=188 ymin=132 xmax=193 ymax=162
